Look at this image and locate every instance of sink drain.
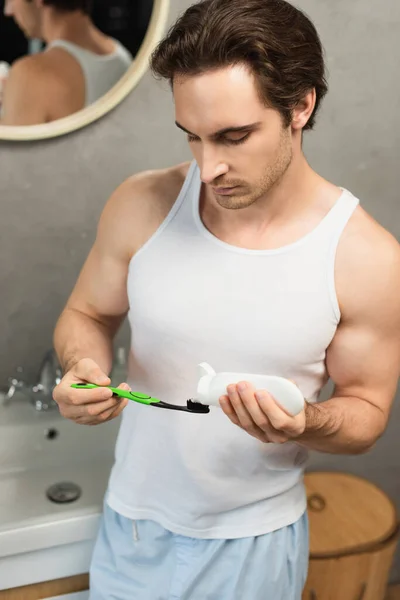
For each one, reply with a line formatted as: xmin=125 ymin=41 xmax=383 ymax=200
xmin=46 ymin=482 xmax=82 ymax=504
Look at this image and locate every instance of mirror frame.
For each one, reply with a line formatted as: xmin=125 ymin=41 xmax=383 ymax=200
xmin=0 ymin=0 xmax=169 ymax=142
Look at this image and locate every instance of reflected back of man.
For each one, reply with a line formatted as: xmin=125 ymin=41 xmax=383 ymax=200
xmin=1 ymin=0 xmax=133 ymax=125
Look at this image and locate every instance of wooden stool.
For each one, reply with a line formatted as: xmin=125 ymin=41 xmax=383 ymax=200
xmin=302 ymin=472 xmax=399 ymax=600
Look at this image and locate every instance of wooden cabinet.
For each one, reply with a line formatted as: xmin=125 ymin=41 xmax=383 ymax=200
xmin=0 ymin=573 xmax=88 ymax=600
xmin=386 ymin=584 xmax=400 ymax=600
xmin=302 ymin=472 xmax=399 ymax=600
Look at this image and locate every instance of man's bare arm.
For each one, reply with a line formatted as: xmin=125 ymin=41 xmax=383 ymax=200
xmin=52 ymin=166 xmax=187 ymax=424
xmin=52 ymin=178 xmax=139 ymax=424
xmin=54 ymin=166 xmax=181 ymax=374
xmin=297 ymin=219 xmax=400 ymax=454
xmin=54 ymin=177 xmax=141 ymax=374
xmin=54 ymin=244 xmax=129 ymax=376
xmin=52 ymin=168 xmax=180 ymax=424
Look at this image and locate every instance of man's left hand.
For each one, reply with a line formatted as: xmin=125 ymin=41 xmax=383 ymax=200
xmin=219 ymin=381 xmax=306 ymax=443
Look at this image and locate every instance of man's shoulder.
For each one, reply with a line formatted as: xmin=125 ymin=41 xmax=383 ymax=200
xmin=126 ymin=162 xmax=191 ymax=192
xmin=1 ymin=54 xmax=51 ymax=124
xmin=111 ymin=162 xmax=191 ymax=212
xmin=336 ymin=200 xmax=400 ymax=318
xmin=7 ymin=51 xmax=67 ymax=94
xmin=97 ymin=162 xmax=192 ymax=256
xmin=9 ymin=51 xmax=58 ymax=78
xmin=6 ymin=54 xmax=44 ymax=87
xmin=341 ymin=202 xmax=399 ymax=266
xmin=14 ymin=48 xmax=85 ymax=84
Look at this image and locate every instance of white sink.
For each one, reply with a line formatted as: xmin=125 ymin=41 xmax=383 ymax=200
xmin=0 ymin=394 xmax=119 ymax=474
xmin=0 ymin=394 xmax=120 ymax=591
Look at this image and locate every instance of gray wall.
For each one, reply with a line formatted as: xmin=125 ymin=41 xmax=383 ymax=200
xmin=1 ymin=0 xmax=399 ymax=583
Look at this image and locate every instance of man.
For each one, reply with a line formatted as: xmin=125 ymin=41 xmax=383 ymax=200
xmin=53 ymin=0 xmax=400 ymax=598
xmin=1 ymin=0 xmax=132 ymax=125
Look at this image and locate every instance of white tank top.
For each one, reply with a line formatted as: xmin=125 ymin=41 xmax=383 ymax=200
xmin=107 ymin=161 xmax=360 ymax=539
xmin=47 ymin=39 xmax=132 ymax=106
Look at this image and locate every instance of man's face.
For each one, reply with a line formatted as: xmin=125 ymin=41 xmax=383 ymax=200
xmin=174 ymin=64 xmax=294 ymax=210
xmin=4 ymin=0 xmax=42 ymax=39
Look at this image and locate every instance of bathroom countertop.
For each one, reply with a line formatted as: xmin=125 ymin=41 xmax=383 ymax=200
xmin=46 ymin=593 xmax=89 ymax=600
xmin=46 ymin=594 xmax=89 ymax=600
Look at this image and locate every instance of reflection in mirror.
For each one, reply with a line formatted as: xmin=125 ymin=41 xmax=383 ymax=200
xmin=0 ymin=0 xmax=154 ymax=126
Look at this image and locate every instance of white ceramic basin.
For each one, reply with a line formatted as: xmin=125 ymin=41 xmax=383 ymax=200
xmin=0 ymin=394 xmax=120 ymax=590
xmin=0 ymin=394 xmax=119 ymax=474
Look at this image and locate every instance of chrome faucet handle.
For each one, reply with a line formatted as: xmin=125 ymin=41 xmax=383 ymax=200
xmin=31 ymin=349 xmax=61 ymax=411
xmin=1 ymin=354 xmax=62 ymax=411
xmin=36 ymin=349 xmax=62 ymax=393
xmin=0 ymin=368 xmax=29 ymax=406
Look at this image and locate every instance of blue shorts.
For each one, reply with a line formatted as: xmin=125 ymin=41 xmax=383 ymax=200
xmin=89 ymin=502 xmax=309 ymax=600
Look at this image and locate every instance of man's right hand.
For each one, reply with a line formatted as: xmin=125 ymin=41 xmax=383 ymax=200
xmin=53 ymin=358 xmax=129 ymax=425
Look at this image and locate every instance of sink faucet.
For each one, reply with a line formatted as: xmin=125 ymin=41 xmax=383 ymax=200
xmin=0 ymin=367 xmax=26 ymax=406
xmin=1 ymin=349 xmax=62 ymax=411
xmin=31 ymin=349 xmax=62 ymax=411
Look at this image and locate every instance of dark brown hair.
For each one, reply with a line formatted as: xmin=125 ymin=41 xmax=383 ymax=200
xmin=42 ymin=0 xmax=92 ymax=15
xmin=151 ymin=0 xmax=328 ymax=130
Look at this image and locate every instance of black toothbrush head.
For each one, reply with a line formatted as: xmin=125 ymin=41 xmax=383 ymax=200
xmin=150 ymin=399 xmax=210 ymax=413
xmin=186 ymin=400 xmax=210 ymax=414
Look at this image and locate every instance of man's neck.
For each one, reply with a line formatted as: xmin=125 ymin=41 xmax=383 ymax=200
xmin=41 ymin=9 xmax=92 ymax=45
xmin=203 ymin=152 xmax=328 ymax=232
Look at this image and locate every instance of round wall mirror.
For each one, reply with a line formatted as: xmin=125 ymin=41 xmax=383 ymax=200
xmin=0 ymin=0 xmax=169 ymax=141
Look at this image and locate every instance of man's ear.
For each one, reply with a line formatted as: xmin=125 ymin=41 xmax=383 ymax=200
xmin=291 ymin=89 xmax=316 ymax=131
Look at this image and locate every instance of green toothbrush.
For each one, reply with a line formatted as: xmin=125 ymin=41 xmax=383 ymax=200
xmin=71 ymin=383 xmax=209 ymax=414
